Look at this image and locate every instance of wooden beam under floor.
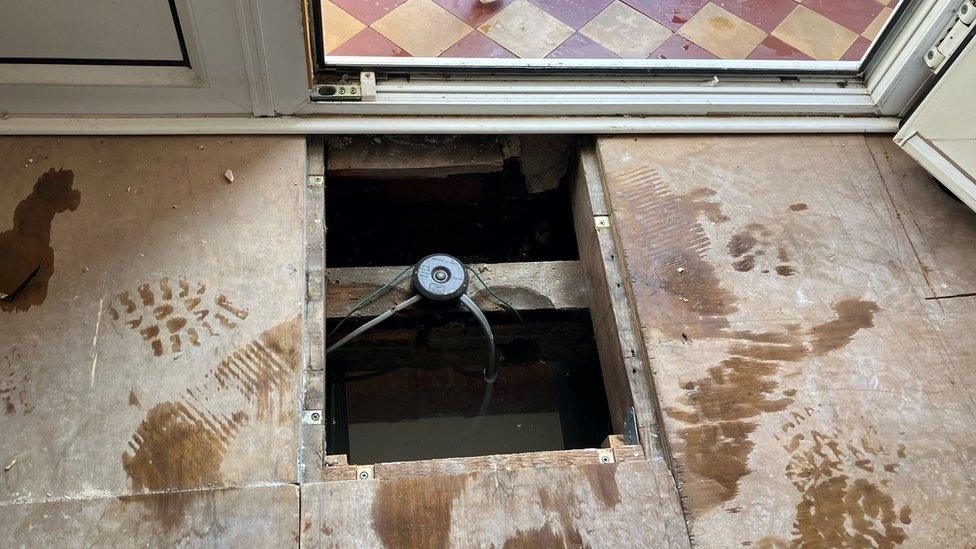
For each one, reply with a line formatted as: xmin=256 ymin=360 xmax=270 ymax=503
xmin=325 ymin=260 xmax=587 ymax=319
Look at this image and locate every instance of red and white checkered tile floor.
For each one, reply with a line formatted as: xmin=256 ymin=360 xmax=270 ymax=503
xmin=322 ymin=0 xmax=896 ymax=60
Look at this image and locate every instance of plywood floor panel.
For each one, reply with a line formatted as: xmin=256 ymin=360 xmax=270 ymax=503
xmin=1 ymin=485 xmax=300 ymax=546
xmin=301 ymin=460 xmax=691 ymax=548
xmin=598 ymin=135 xmax=976 ymax=547
xmin=0 ymin=137 xmax=306 ymax=504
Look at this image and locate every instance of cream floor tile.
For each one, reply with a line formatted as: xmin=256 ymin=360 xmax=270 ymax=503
xmin=772 ymin=5 xmax=858 ymax=60
xmin=372 ymin=0 xmax=472 ymax=57
xmin=677 ymin=2 xmax=766 ymax=59
xmin=579 ymin=1 xmax=671 ymax=59
xmin=322 ymin=1 xmax=366 ymax=53
xmin=478 ymin=0 xmax=575 ymax=58
xmin=862 ymin=6 xmax=893 ymax=41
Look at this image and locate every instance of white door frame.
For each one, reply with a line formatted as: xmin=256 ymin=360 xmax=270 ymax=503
xmin=0 ymin=0 xmax=960 ymax=131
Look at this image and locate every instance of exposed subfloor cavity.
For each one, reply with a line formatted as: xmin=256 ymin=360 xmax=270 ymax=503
xmin=326 ymin=310 xmax=611 ymax=464
xmin=324 ymin=135 xmax=579 ymax=267
xmin=322 ymin=134 xmax=617 ymax=465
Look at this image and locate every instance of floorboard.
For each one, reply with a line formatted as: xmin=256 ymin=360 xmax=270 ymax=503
xmin=0 ymin=137 xmax=306 ymax=507
xmin=598 ymin=134 xmax=976 ymax=547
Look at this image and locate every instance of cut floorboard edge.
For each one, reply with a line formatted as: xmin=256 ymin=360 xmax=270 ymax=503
xmin=302 ymin=136 xmax=327 ymax=482
xmin=325 ymin=260 xmax=587 ymax=318
xmin=318 ymin=446 xmax=644 ymax=481
xmin=571 ymin=139 xmax=665 ymax=460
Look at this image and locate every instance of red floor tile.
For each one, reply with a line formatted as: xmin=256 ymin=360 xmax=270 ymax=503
xmin=329 ymin=27 xmax=410 ymax=56
xmin=842 ymin=36 xmax=872 ymax=61
xmin=747 ymin=35 xmax=812 ymax=60
xmin=621 ymin=0 xmax=708 ymax=30
xmin=441 ymin=32 xmax=516 ymax=57
xmin=650 ymin=34 xmax=717 ymax=59
xmin=432 ymin=0 xmax=515 ymax=27
xmin=713 ymin=0 xmax=797 ymax=32
xmin=330 ymin=0 xmax=408 ymax=25
xmin=803 ymin=0 xmax=884 ymax=34
xmin=546 ymin=32 xmax=619 ymax=58
xmin=528 ymin=0 xmax=615 ymax=29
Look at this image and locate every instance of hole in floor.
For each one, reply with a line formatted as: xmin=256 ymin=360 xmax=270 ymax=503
xmin=323 ymin=135 xmax=617 ymax=465
xmin=324 ymin=157 xmax=580 ymax=267
xmin=326 ymin=310 xmax=611 ymax=464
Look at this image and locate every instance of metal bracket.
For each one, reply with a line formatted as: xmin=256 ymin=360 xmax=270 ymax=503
xmin=355 ymin=465 xmax=374 ymax=480
xmin=302 ymin=410 xmax=323 ymax=425
xmin=622 ymin=407 xmax=639 ymax=445
xmin=307 ymin=175 xmax=324 ymax=188
xmin=597 ymin=448 xmax=615 ymax=464
xmin=594 ymin=215 xmax=610 ymax=228
xmin=310 ymin=72 xmax=376 ymax=102
xmin=311 ymin=83 xmax=362 ymax=102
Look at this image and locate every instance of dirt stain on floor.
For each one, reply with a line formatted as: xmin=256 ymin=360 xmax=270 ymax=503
xmin=122 ymin=402 xmax=247 ymax=493
xmin=0 ymin=168 xmax=80 ymax=312
xmin=371 ymin=476 xmax=466 ymax=548
xmin=610 ymin=163 xmax=892 ymax=537
xmin=808 ymin=300 xmax=880 ymax=355
xmin=582 ymin=464 xmax=622 ymax=509
xmin=610 ymin=167 xmax=737 ymax=339
xmin=120 ymin=316 xmax=301 ymax=533
xmin=109 ymin=277 xmax=250 ymax=358
xmin=782 ymin=412 xmax=911 ymax=548
xmin=214 ymin=316 xmax=300 ymax=422
xmin=503 ymin=523 xmax=566 ymax=549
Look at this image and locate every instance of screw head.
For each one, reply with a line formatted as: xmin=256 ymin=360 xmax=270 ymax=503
xmin=311 ymin=412 xmax=321 ymax=421
xmin=359 ymin=470 xmax=369 ymax=479
xmin=600 ymin=455 xmax=611 ymax=463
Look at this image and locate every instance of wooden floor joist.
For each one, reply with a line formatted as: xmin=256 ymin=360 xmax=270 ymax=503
xmin=325 ymin=260 xmax=587 ymax=318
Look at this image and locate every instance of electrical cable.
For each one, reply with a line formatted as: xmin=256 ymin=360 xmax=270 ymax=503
xmin=464 ymin=265 xmax=523 ymax=322
xmin=459 ymin=294 xmax=496 ymax=383
xmin=326 ymin=265 xmax=412 ymax=341
xmin=326 ymin=294 xmax=422 ymax=354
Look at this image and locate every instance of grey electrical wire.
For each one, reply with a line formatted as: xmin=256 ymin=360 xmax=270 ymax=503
xmin=464 ymin=265 xmax=523 ymax=322
xmin=459 ymin=294 xmax=496 ymax=383
xmin=327 ymin=265 xmax=412 ymax=341
xmin=325 ymin=294 xmax=422 ymax=354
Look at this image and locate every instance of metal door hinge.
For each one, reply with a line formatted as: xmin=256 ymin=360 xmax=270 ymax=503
xmin=925 ymin=1 xmax=976 ymax=73
xmin=311 ymin=72 xmax=376 ymax=102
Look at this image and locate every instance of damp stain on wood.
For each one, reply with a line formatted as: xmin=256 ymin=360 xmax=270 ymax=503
xmin=502 ymin=523 xmax=566 ymax=548
xmin=778 ymin=408 xmax=912 ymax=547
xmin=609 ymin=166 xmax=737 ymax=338
xmin=0 ymin=168 xmax=81 ymax=312
xmin=472 ymin=285 xmax=555 ymax=310
xmin=808 ymin=300 xmax=880 ymax=356
xmin=215 ymin=316 xmax=301 ymax=423
xmin=537 ymin=485 xmax=584 ymax=546
xmin=582 ymin=464 xmax=622 ymax=509
xmin=370 ymin=476 xmax=466 ymax=548
xmin=663 ymin=298 xmax=880 ymax=513
xmin=121 ymin=402 xmax=247 ymax=493
xmin=789 ymin=203 xmax=809 ymax=212
xmin=119 ymin=317 xmax=301 ymax=531
xmin=1 ymin=346 xmax=34 ymax=416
